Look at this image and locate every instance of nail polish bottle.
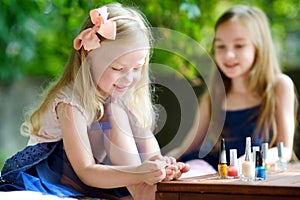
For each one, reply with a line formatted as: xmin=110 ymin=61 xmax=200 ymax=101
xmin=255 ymin=151 xmax=266 ymax=180
xmin=218 ymin=138 xmax=227 ymax=179
xmin=241 ymin=137 xmax=255 ymax=181
xmin=275 ymin=142 xmax=287 ymax=172
xmin=262 ymin=142 xmax=270 ymax=170
xmin=227 ymin=149 xmax=239 ymax=178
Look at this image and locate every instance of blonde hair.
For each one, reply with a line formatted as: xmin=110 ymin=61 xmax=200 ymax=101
xmin=209 ymin=5 xmax=298 ymax=147
xmin=21 ymin=3 xmax=155 ymax=136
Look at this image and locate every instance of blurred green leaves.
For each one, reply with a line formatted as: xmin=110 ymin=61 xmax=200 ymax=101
xmin=0 ymin=0 xmax=100 ymax=84
xmin=0 ymin=0 xmax=299 ymax=85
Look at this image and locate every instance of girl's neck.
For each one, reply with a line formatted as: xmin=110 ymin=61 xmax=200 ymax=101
xmin=225 ymin=77 xmax=261 ymax=110
xmin=230 ymin=77 xmax=249 ymax=94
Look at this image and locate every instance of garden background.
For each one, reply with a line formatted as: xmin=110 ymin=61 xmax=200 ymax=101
xmin=1 ymin=0 xmax=300 ymax=169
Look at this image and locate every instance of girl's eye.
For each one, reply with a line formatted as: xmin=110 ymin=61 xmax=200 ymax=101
xmin=215 ymin=44 xmax=225 ymax=49
xmin=235 ymin=44 xmax=245 ymax=48
xmin=111 ymin=67 xmax=123 ymax=71
xmin=133 ymin=66 xmax=142 ymax=71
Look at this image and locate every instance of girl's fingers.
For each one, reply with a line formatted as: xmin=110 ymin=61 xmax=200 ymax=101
xmin=173 ymin=170 xmax=182 ymax=180
xmin=146 ymin=169 xmax=166 ymax=185
xmin=165 ymin=168 xmax=174 ymax=175
xmin=149 ymin=154 xmax=164 ymax=162
xmin=142 ymin=156 xmax=190 ymax=183
xmin=148 ymin=160 xmax=166 ymax=171
xmin=167 ymin=156 xmax=176 ymax=164
xmin=174 ymin=162 xmax=190 ymax=173
xmin=180 ymin=163 xmax=191 ymax=173
xmin=163 ymin=167 xmax=177 ymax=181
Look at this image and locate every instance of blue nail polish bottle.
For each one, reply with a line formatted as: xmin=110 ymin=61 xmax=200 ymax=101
xmin=255 ymin=151 xmax=266 ymax=180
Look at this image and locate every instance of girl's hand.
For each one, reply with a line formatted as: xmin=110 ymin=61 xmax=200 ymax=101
xmin=136 ymin=159 xmax=166 ymax=185
xmin=163 ymin=156 xmax=191 ymax=181
xmin=174 ymin=162 xmax=190 ymax=179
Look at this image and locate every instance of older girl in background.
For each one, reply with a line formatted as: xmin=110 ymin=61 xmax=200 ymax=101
xmin=169 ymin=5 xmax=298 ymax=176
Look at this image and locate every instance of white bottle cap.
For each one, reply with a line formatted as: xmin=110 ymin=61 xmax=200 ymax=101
xmin=245 ymin=137 xmax=252 ymax=161
xmin=262 ymin=142 xmax=268 ymax=159
xmin=230 ymin=149 xmax=238 ymax=166
xmin=252 ymin=146 xmax=260 ymax=163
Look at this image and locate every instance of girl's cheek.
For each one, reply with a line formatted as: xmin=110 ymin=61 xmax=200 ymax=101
xmin=135 ymin=74 xmax=142 ymax=84
xmin=136 ymin=73 xmax=142 ymax=81
xmin=214 ymin=55 xmax=223 ymax=66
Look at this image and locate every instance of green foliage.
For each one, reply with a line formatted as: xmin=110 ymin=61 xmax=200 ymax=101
xmin=0 ymin=0 xmax=103 ymax=84
xmin=0 ymin=0 xmax=300 ymax=84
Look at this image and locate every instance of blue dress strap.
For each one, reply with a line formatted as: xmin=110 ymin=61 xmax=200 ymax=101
xmin=90 ymin=122 xmax=112 ymax=131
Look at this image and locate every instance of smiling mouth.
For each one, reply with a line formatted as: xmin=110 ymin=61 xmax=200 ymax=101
xmin=225 ymin=64 xmax=238 ymax=68
xmin=114 ymin=84 xmax=130 ymax=91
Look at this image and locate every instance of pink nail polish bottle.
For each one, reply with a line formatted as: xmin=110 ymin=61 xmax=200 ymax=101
xmin=227 ymin=149 xmax=239 ymax=178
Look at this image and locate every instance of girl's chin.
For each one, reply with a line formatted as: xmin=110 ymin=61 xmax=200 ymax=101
xmin=224 ymin=73 xmax=236 ymax=79
xmin=221 ymin=70 xmax=238 ymax=79
xmin=98 ymin=86 xmax=131 ymax=99
xmin=110 ymin=90 xmax=127 ymax=98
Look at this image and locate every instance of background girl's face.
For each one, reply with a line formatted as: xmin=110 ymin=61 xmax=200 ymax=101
xmin=214 ymin=20 xmax=256 ymax=79
xmin=97 ymin=50 xmax=148 ymax=98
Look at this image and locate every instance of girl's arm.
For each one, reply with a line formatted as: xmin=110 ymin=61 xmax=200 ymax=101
xmin=268 ymin=74 xmax=296 ymax=163
xmin=108 ymin=101 xmax=162 ymax=164
xmin=167 ymin=96 xmax=211 ymax=159
xmin=109 ymin=101 xmax=190 ymax=180
xmin=56 ymin=103 xmax=165 ymax=188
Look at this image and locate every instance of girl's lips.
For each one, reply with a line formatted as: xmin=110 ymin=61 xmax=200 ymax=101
xmin=114 ymin=84 xmax=130 ymax=92
xmin=225 ymin=63 xmax=238 ymax=68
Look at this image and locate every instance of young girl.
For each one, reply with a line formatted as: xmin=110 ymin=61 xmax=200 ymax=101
xmin=0 ymin=3 xmax=189 ymax=200
xmin=168 ymin=5 xmax=298 ymax=174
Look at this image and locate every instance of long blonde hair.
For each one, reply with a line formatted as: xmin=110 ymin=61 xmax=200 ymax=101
xmin=22 ymin=3 xmax=155 ymax=136
xmin=209 ymin=5 xmax=298 ymax=147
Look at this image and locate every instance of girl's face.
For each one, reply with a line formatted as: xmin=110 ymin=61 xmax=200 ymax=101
xmin=97 ymin=50 xmax=148 ymax=98
xmin=214 ymin=20 xmax=256 ymax=79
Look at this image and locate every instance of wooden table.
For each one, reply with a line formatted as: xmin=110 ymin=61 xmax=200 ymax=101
xmin=156 ymin=162 xmax=300 ymax=200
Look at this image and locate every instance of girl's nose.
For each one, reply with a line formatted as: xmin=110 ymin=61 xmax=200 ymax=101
xmin=225 ymin=49 xmax=236 ymax=59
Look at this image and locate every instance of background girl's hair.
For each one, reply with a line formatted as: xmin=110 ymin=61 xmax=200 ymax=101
xmin=21 ymin=3 xmax=155 ymax=136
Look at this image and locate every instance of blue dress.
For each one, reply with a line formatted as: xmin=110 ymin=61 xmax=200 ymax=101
xmin=179 ymin=105 xmax=271 ymax=170
xmin=0 ymin=121 xmax=129 ymax=199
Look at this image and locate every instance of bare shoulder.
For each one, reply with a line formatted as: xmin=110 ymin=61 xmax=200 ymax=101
xmin=274 ymin=73 xmax=295 ymax=93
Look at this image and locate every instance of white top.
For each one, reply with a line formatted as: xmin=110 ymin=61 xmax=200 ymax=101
xmin=25 ymin=84 xmax=144 ymax=164
xmin=27 ymin=84 xmax=89 ymax=146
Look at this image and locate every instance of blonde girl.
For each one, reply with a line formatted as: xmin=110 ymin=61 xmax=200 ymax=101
xmin=169 ymin=5 xmax=297 ymax=174
xmin=0 ymin=3 xmax=189 ymax=200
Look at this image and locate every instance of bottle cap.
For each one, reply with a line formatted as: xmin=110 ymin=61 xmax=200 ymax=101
xmin=277 ymin=142 xmax=284 ymax=158
xmin=262 ymin=142 xmax=268 ymax=159
xmin=245 ymin=137 xmax=251 ymax=161
xmin=219 ymin=138 xmax=227 ymax=164
xmin=230 ymin=149 xmax=238 ymax=166
xmin=255 ymin=151 xmax=263 ymax=167
xmin=252 ymin=146 xmax=260 ymax=162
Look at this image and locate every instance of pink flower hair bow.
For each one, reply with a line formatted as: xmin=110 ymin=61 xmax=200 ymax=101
xmin=74 ymin=6 xmax=118 ymax=51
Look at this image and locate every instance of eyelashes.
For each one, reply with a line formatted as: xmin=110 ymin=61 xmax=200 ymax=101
xmin=111 ymin=65 xmax=143 ymax=72
xmin=111 ymin=67 xmax=123 ymax=71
